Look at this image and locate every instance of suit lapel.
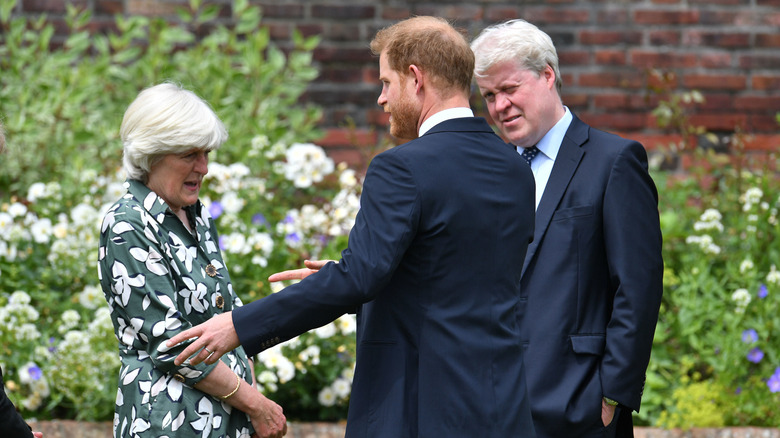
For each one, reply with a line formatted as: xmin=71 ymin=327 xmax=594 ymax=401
xmin=521 ymin=116 xmax=588 ymax=276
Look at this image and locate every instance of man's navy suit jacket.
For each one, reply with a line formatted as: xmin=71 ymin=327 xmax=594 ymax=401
xmin=234 ymin=117 xmax=537 ymax=437
xmin=520 ymin=114 xmax=663 ymax=437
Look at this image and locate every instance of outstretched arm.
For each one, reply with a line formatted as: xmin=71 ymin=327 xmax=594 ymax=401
xmin=167 ymin=312 xmax=240 ymax=366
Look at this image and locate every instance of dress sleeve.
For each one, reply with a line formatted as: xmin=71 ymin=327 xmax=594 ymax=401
xmin=98 ymin=204 xmax=218 ymax=386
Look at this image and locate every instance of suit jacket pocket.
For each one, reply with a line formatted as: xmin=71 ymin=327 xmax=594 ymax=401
xmin=570 ymin=334 xmax=605 ymax=355
xmin=552 ymin=205 xmax=593 ymax=221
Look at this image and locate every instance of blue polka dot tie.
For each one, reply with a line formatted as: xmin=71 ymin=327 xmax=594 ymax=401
xmin=521 ymin=145 xmax=540 ymax=167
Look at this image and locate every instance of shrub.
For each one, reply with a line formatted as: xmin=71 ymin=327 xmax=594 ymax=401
xmin=0 ymin=0 xmax=359 ymax=422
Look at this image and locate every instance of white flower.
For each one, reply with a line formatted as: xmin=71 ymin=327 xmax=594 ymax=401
xmin=731 ymin=288 xmax=751 ymax=313
xmin=8 ymin=202 xmax=27 ymax=218
xmin=71 ymin=203 xmax=99 ymax=227
xmin=336 ymin=314 xmax=356 ymax=334
xmin=331 ymin=377 xmax=351 ymax=398
xmin=767 ymin=265 xmax=780 ymax=285
xmin=78 ymin=285 xmax=104 ymax=309
xmin=27 ymin=182 xmax=48 ymax=202
xmin=30 ymin=217 xmax=53 ymax=243
xmin=318 ymin=386 xmax=337 ymax=407
xmin=314 ymin=323 xmax=337 ymax=339
xmin=739 ymin=259 xmax=754 ymax=274
xmin=0 ymin=212 xmax=14 ymax=236
xmin=16 ymin=323 xmax=40 ymax=341
xmin=221 ymin=191 xmax=245 ymax=214
xmin=299 ymin=345 xmax=321 ymax=365
xmin=224 ymin=232 xmax=249 ymax=255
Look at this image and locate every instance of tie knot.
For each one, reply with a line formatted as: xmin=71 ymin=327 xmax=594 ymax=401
xmin=521 ymin=146 xmax=540 ymax=166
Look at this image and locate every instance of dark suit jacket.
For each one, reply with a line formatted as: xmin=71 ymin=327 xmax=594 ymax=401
xmin=519 ymin=114 xmax=663 ymax=438
xmin=0 ymin=369 xmax=34 ymax=438
xmin=234 ymin=117 xmax=536 ymax=437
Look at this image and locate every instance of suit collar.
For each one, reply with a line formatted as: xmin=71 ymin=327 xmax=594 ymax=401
xmin=423 ymin=116 xmax=496 ymax=135
xmin=522 ymin=114 xmax=589 ymax=276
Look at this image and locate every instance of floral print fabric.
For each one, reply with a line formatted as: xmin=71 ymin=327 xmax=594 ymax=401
xmin=98 ymin=179 xmax=254 ymax=437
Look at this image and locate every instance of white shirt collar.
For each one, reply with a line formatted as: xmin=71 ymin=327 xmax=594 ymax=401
xmin=529 ymin=106 xmax=572 ymax=161
xmin=419 ymin=107 xmax=474 ymax=136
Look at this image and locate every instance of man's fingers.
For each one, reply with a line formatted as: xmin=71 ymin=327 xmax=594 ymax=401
xmin=268 ymin=268 xmax=313 ymax=282
xmin=303 ymin=259 xmax=331 ymax=269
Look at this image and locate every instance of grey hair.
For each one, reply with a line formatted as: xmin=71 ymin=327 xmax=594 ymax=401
xmin=471 ymin=19 xmax=562 ymax=94
xmin=120 ymin=82 xmax=228 ymax=182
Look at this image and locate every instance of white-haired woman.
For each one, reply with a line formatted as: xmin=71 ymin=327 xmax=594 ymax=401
xmin=98 ymin=83 xmax=286 ymax=438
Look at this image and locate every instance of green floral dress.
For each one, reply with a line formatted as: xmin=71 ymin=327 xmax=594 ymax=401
xmin=98 ymin=179 xmax=254 ymax=438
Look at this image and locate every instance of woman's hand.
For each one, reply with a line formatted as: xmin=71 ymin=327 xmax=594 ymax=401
xmin=249 ymin=394 xmax=287 ymax=438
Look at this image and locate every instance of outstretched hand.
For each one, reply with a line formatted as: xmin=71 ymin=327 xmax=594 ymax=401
xmin=166 ymin=312 xmax=240 ymax=366
xmin=267 ymin=259 xmax=334 ymax=282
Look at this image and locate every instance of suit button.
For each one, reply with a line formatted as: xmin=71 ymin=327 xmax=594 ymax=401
xmin=173 ymin=374 xmax=185 ymax=382
xmin=215 ymin=295 xmax=224 ymax=309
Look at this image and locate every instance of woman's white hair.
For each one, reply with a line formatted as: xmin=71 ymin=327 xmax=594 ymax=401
xmin=120 ymin=82 xmax=228 ymax=182
xmin=471 ymin=19 xmax=562 ymax=94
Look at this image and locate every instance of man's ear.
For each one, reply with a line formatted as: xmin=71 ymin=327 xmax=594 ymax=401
xmin=408 ymin=64 xmax=424 ymax=93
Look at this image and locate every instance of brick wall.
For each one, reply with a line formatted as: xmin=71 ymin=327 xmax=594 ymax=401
xmin=6 ymin=0 xmax=780 ymax=168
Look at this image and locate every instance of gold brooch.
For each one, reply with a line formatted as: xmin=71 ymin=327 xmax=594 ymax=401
xmin=205 ymin=264 xmax=217 ymax=277
xmin=216 ymin=295 xmax=224 ymax=309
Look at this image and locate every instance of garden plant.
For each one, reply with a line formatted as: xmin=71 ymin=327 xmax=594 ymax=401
xmin=1 ymin=0 xmax=779 ymax=428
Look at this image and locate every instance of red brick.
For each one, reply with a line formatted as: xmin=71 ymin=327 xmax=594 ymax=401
xmin=739 ymin=54 xmax=780 ymax=69
xmin=595 ymin=50 xmax=627 ymax=66
xmin=596 ymin=9 xmax=630 ymax=24
xmin=734 ymin=96 xmax=780 ymax=112
xmin=559 ymin=49 xmax=590 ymax=66
xmin=96 ymin=0 xmax=123 ymax=15
xmin=523 ymin=7 xmax=591 ymax=24
xmin=579 ymin=72 xmax=644 ymax=89
xmin=752 ymin=75 xmax=780 ymax=90
xmin=486 ymin=7 xmax=521 ymax=22
xmin=683 ymin=74 xmax=747 ymax=90
xmin=741 ymin=134 xmax=780 ymax=151
xmin=318 ymin=128 xmax=378 ymax=149
xmin=756 ymin=33 xmax=780 ymax=47
xmin=649 ymin=30 xmax=681 ymax=45
xmin=749 ymin=114 xmax=780 ymax=131
xmin=634 ymin=9 xmax=700 ymax=24
xmin=562 ymin=93 xmax=589 ymax=108
xmin=312 ymin=5 xmax=375 ymax=20
xmin=579 ymin=112 xmax=650 ymax=131
xmin=686 ymin=31 xmax=751 ymax=48
xmin=593 ymin=94 xmax=652 ymax=111
xmin=580 ymin=30 xmax=642 ymax=45
xmin=127 ymin=0 xmax=184 ymax=16
xmin=257 ymin=3 xmax=305 ymax=19
xmin=381 ymin=6 xmax=410 ymax=20
xmin=313 ymin=46 xmax=372 ymax=63
xmin=631 ymin=51 xmax=697 ymax=69
xmin=689 ymin=113 xmax=749 ymax=131
xmin=699 ymin=53 xmax=734 ymax=68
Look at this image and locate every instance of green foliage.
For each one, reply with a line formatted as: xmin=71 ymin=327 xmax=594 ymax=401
xmin=0 ymin=0 xmax=322 ymax=195
xmin=640 ymin=80 xmax=780 ymax=427
xmin=0 ymin=0 xmax=360 ymax=422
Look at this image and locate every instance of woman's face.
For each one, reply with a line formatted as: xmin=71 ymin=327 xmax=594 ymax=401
xmin=146 ymin=149 xmax=209 ymax=213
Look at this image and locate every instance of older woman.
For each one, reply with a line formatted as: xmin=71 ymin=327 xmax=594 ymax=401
xmin=97 ymin=83 xmax=286 ymax=438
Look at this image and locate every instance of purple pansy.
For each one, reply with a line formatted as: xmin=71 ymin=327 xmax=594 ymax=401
xmin=742 ymin=329 xmax=759 ymax=344
xmin=747 ymin=347 xmax=764 ymax=364
xmin=768 ymin=368 xmax=780 ymax=393
xmin=209 ymin=201 xmax=224 ymax=220
xmin=757 ymin=284 xmax=768 ymax=299
xmin=27 ymin=364 xmax=43 ymax=381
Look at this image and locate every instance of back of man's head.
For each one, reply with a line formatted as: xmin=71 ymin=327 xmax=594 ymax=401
xmin=371 ymin=16 xmax=474 ymax=96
